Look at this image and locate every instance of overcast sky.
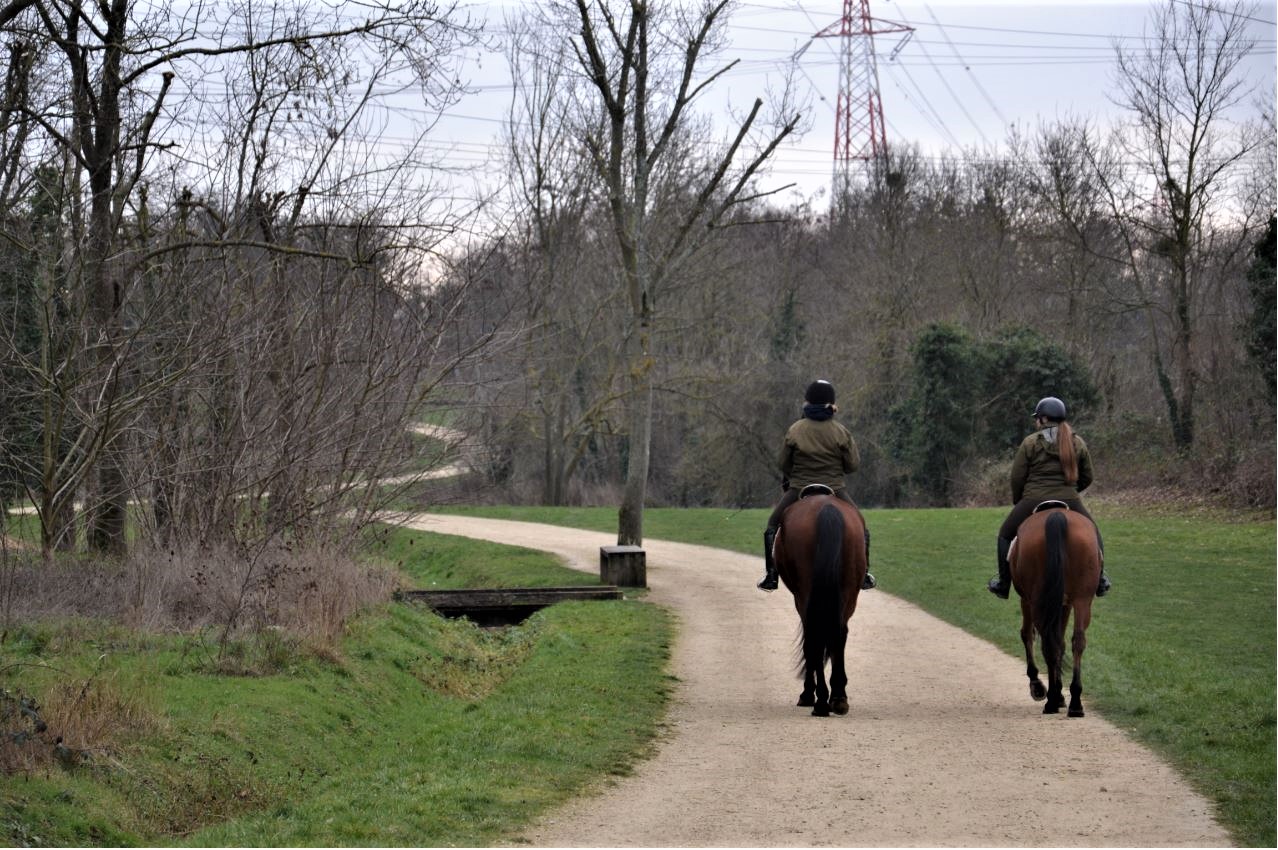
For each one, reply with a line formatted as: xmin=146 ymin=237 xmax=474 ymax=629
xmin=438 ymin=0 xmax=1276 ymax=206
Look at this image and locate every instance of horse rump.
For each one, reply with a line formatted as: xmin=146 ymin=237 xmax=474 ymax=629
xmin=1035 ymin=511 xmax=1068 ymax=677
xmin=801 ymin=503 xmax=845 ymax=667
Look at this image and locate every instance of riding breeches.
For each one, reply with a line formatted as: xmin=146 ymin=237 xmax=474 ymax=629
xmin=767 ymin=486 xmax=856 ymax=530
xmin=999 ymin=497 xmax=1102 ymax=553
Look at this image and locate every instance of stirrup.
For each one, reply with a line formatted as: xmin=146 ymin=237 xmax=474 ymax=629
xmin=987 ymin=577 xmax=1010 ymax=599
xmin=757 ymin=573 xmax=778 ymax=592
xmin=861 ymin=572 xmax=876 ymax=590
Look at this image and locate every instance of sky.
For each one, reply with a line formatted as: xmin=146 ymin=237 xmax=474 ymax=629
xmin=433 ymin=0 xmax=1277 ymax=206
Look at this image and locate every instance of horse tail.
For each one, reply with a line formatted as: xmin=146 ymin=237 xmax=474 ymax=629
xmin=804 ymin=503 xmax=845 ymax=667
xmin=1037 ymin=511 xmax=1068 ymax=669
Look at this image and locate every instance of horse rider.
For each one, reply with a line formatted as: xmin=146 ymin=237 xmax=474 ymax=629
xmin=758 ymin=379 xmax=876 ymax=593
xmin=987 ymin=396 xmax=1112 ymax=599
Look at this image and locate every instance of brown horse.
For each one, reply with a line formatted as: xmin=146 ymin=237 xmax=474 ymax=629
xmin=1009 ymin=506 xmax=1102 ymax=717
xmin=774 ymin=493 xmax=867 ymax=717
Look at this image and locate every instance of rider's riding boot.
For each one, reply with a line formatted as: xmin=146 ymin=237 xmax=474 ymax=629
xmin=1095 ymin=533 xmax=1111 ymax=597
xmin=758 ymin=527 xmax=779 ymax=592
xmin=987 ymin=537 xmax=1013 ymax=599
xmin=861 ymin=527 xmax=875 ymax=590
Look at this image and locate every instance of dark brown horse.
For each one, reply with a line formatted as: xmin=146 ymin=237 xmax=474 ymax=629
xmin=1008 ymin=506 xmax=1102 ymax=717
xmin=774 ymin=493 xmax=867 ymax=717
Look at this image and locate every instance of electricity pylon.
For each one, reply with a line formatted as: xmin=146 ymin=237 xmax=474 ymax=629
xmin=811 ymin=0 xmax=913 ymax=202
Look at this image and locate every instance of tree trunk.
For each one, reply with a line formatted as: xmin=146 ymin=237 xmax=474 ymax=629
xmin=617 ymin=309 xmax=652 ymax=546
xmin=85 ymin=185 xmax=128 ymax=556
xmin=617 ymin=387 xmax=651 ymax=546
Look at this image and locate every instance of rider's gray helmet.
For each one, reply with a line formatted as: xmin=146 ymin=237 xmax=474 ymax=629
xmin=1033 ymin=396 xmax=1067 ymax=421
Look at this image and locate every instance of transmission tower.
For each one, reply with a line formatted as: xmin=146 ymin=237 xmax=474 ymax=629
xmin=811 ymin=0 xmax=913 ymax=201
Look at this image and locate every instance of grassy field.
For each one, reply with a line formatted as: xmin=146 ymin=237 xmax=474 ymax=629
xmin=0 ymin=527 xmax=672 ymax=846
xmin=435 ymin=503 xmax=1276 ymax=848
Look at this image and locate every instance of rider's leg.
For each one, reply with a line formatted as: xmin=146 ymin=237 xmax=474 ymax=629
xmin=759 ymin=491 xmax=796 ymax=591
xmin=861 ymin=525 xmax=875 ymax=590
xmin=1067 ymin=500 xmax=1111 ymax=597
xmin=837 ymin=490 xmax=875 ymax=590
xmin=988 ymin=536 xmax=1013 ymax=598
xmin=759 ymin=526 xmax=779 ymax=591
xmin=989 ymin=501 xmax=1032 ymax=598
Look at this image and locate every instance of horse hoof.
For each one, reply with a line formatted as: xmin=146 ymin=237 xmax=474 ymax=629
xmin=1043 ymin=703 xmax=1061 ymax=715
xmin=812 ymin=704 xmax=831 ymax=718
xmin=1068 ymin=707 xmax=1085 ymax=718
xmin=1029 ymin=682 xmax=1047 ymax=701
xmin=831 ymin=699 xmax=849 ymax=716
xmin=797 ymin=694 xmax=815 ymax=707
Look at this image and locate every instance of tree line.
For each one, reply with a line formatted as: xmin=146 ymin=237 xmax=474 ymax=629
xmin=437 ymin=0 xmax=1274 ymax=517
xmin=0 ymin=0 xmax=1272 ymax=582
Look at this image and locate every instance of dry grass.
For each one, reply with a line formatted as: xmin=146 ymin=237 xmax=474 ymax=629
xmin=1 ymin=671 xmax=155 ymax=776
xmin=0 ymin=542 xmax=397 ymax=643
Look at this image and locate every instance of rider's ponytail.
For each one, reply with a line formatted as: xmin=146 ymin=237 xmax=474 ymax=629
xmin=1057 ymin=420 xmax=1078 ymax=485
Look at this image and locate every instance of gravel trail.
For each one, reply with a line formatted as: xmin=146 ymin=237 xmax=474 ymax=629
xmin=401 ymin=513 xmax=1229 ymax=848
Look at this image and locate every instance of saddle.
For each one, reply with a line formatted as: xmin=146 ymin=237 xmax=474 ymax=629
xmin=798 ymin=483 xmax=834 ymax=499
xmin=1009 ymin=501 xmax=1096 ymax=565
xmin=1032 ymin=499 xmax=1070 ymax=513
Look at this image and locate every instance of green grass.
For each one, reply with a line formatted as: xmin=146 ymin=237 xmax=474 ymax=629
xmin=435 ymin=503 xmax=1276 ymax=848
xmin=366 ymin=527 xmax=600 ymax=589
xmin=0 ymin=527 xmax=672 ymax=846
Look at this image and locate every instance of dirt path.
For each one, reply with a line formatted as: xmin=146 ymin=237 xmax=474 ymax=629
xmin=401 ymin=513 xmax=1230 ymax=848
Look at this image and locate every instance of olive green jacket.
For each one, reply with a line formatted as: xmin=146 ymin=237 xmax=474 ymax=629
xmin=1010 ymin=426 xmax=1094 ymax=503
xmin=778 ymin=417 xmax=859 ymax=490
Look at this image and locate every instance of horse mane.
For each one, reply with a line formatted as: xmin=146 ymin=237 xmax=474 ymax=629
xmin=1056 ymin=420 xmax=1079 ymax=485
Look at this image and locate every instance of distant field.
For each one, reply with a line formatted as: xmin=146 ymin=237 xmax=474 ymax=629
xmin=436 ymin=503 xmax=1276 ymax=848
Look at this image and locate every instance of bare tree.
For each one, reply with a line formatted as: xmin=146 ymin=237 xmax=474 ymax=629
xmin=498 ymin=18 xmax=627 ymax=505
xmin=0 ymin=0 xmax=483 ymax=556
xmin=1101 ymin=0 xmax=1268 ymax=449
xmin=560 ymin=0 xmax=801 ymax=544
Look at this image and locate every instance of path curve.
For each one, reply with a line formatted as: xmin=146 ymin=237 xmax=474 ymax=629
xmin=401 ymin=513 xmax=1230 ymax=848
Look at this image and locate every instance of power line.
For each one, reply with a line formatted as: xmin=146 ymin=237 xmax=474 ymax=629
xmin=881 ymin=62 xmax=964 ymax=149
xmin=735 ymin=2 xmax=1276 ymax=37
xmin=909 ymin=28 xmax=991 ymax=146
xmin=922 ymin=3 xmax=1009 ymax=130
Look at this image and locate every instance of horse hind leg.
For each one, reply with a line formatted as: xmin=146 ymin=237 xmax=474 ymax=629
xmin=1067 ymin=662 xmax=1084 ymax=717
xmin=829 ymin=625 xmax=850 ymax=716
xmin=798 ymin=666 xmax=816 ymax=707
xmin=1043 ymin=664 xmax=1065 ymax=714
xmin=809 ymin=649 xmax=831 ymax=717
xmin=1021 ymin=603 xmax=1046 ymax=701
xmin=1068 ymin=609 xmax=1089 ymax=718
xmin=1043 ymin=617 xmax=1067 ymax=714
xmin=811 ymin=665 xmax=831 ymax=718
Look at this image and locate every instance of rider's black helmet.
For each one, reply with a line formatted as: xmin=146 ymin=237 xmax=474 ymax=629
xmin=1033 ymin=396 xmax=1067 ymax=421
xmin=805 ymin=380 xmax=836 ymax=405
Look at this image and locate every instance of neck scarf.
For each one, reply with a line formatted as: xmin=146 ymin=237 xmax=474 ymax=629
xmin=803 ymin=403 xmax=835 ymax=421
